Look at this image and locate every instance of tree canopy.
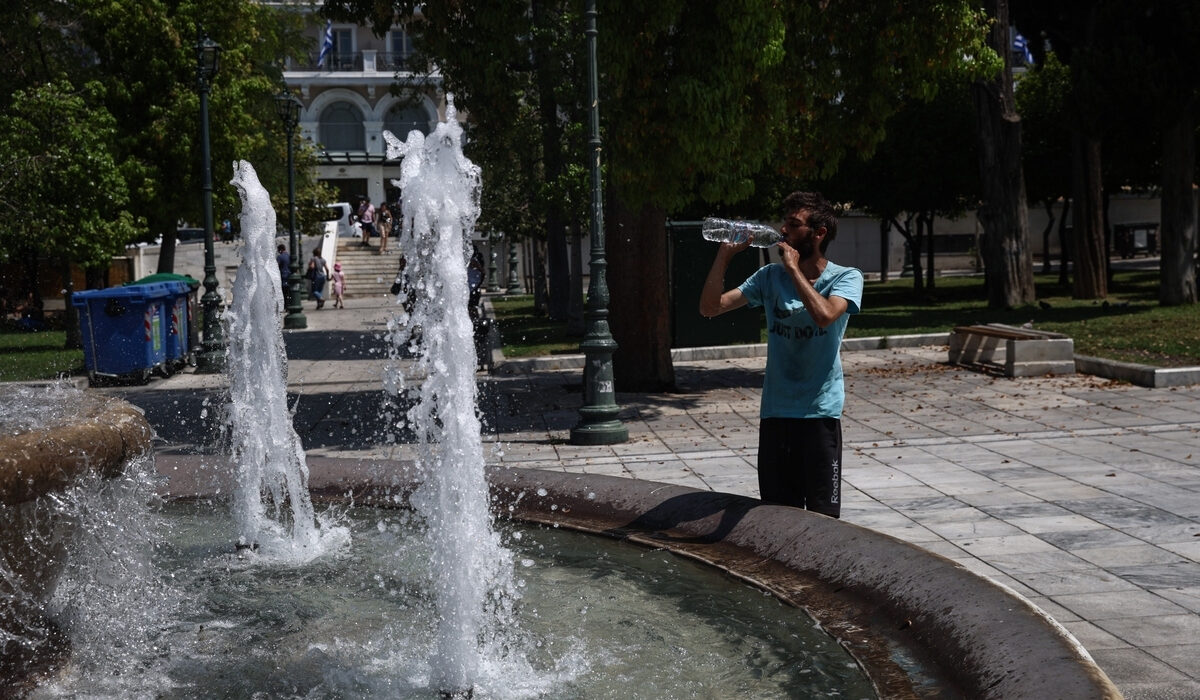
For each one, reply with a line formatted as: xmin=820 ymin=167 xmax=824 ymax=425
xmin=326 ymin=0 xmax=997 ymax=389
xmin=0 ymin=0 xmax=335 ymax=287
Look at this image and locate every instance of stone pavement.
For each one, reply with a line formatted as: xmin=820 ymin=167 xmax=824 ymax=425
xmin=95 ymin=294 xmax=1200 ymax=700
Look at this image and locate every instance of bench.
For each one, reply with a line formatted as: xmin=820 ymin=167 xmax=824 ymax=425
xmin=948 ymin=324 xmax=1075 ymax=377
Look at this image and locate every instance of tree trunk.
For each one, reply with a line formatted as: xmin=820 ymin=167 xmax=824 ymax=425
xmin=1041 ymin=200 xmax=1056 ymax=275
xmin=1070 ymin=132 xmax=1107 ymax=299
xmin=532 ymin=239 xmax=548 ymax=314
xmin=1159 ymin=110 xmax=1198 ymax=305
xmin=879 ymin=218 xmax=890 ymax=283
xmin=607 ymin=194 xmax=674 ymax=391
xmin=921 ymin=211 xmax=936 ymax=290
xmin=892 ymin=216 xmax=923 ymax=293
xmin=1058 ymin=198 xmax=1071 ymax=286
xmin=532 ymin=0 xmax=570 ymax=321
xmin=61 ymin=262 xmax=81 ymax=350
xmin=568 ymin=224 xmax=585 ymax=336
xmin=153 ymin=209 xmax=177 ymax=274
xmin=973 ymin=0 xmax=1035 ymax=309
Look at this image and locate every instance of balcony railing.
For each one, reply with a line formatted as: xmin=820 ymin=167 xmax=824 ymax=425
xmin=290 ymin=51 xmax=416 ymax=72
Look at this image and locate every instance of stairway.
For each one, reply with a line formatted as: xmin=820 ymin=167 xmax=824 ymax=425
xmin=334 ymin=239 xmax=403 ymax=299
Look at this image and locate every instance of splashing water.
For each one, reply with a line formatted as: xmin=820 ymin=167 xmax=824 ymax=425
xmin=225 ymin=160 xmax=347 ymax=560
xmin=383 ymin=98 xmax=521 ymax=695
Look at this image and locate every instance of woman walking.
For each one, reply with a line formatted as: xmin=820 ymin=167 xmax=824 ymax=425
xmin=307 ymin=247 xmax=330 ymax=309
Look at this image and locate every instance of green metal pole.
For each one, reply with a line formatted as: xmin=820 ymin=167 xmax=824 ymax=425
xmin=570 ymin=0 xmax=627 ymax=445
xmin=487 ymin=232 xmax=501 ymax=292
xmin=195 ymin=35 xmax=226 ymax=373
xmin=283 ymin=114 xmax=307 ymax=329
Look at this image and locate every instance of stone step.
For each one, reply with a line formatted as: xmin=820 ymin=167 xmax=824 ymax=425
xmin=333 ymin=241 xmax=403 ymax=298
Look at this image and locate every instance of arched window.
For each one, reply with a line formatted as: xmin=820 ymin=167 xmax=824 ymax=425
xmin=383 ymin=102 xmax=432 ymax=141
xmin=319 ymin=101 xmax=365 ymax=151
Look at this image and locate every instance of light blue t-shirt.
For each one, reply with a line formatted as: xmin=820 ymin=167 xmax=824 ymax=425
xmin=738 ymin=261 xmax=863 ymax=419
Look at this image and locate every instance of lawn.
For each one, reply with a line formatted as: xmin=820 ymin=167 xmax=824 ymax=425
xmin=0 ymin=329 xmax=84 ymax=382
xmin=491 ymin=271 xmax=1200 ymax=367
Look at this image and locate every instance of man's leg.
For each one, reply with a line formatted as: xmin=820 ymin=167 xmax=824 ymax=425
xmin=801 ymin=417 xmax=842 ymax=518
xmin=758 ymin=417 xmax=842 ymax=517
xmin=757 ymin=418 xmax=805 ymax=508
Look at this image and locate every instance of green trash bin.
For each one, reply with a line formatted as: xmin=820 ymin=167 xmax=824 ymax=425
xmin=668 ymin=220 xmax=765 ymax=348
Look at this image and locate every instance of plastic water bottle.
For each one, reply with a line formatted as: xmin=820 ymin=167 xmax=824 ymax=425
xmin=701 ymin=217 xmax=782 ymax=247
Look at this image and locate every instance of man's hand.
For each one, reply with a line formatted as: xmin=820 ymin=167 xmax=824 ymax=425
xmin=778 ymin=240 xmax=800 ymax=273
xmin=718 ymin=238 xmax=752 ymax=259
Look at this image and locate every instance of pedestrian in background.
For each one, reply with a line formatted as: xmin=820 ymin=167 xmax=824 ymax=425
xmin=378 ymin=203 xmax=393 ymax=254
xmin=276 ymin=244 xmax=291 ymax=298
xmin=358 ymin=199 xmax=376 ymax=247
xmin=331 ymin=262 xmax=346 ymax=309
xmin=307 ymin=247 xmax=330 ymax=309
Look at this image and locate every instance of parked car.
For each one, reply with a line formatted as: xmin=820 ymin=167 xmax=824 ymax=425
xmin=176 ymin=228 xmax=206 ymax=243
xmin=320 ymin=203 xmax=361 ymax=238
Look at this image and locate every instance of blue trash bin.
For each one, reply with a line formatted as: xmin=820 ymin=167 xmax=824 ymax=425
xmin=72 ymin=283 xmax=174 ymax=380
xmin=161 ymin=280 xmax=193 ymax=367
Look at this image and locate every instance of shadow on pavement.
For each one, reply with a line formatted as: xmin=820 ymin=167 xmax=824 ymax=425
xmin=105 ymin=386 xmax=418 ymax=451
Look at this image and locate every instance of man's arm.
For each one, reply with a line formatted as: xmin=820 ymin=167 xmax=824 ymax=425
xmin=699 ymin=241 xmax=751 ymax=318
xmin=778 ymin=242 xmax=848 ymax=328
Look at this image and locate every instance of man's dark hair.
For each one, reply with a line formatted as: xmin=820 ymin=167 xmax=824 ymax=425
xmin=782 ymin=191 xmax=839 ymax=253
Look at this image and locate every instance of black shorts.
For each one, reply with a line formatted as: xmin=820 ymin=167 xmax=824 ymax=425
xmin=757 ymin=417 xmax=842 ymax=518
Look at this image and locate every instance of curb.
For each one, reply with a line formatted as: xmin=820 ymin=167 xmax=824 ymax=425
xmin=490 ymin=331 xmax=1200 ymax=388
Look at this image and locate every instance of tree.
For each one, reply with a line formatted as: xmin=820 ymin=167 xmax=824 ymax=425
xmin=973 ymin=0 xmax=1036 ymax=309
xmin=0 ymin=0 xmax=334 ymax=277
xmin=1015 ymin=1 xmax=1199 ymax=304
xmin=326 ymin=0 xmax=994 ymax=390
xmin=824 ymin=76 xmax=980 ymax=294
xmin=598 ymin=1 xmax=995 ymax=389
xmin=0 ymin=81 xmax=137 ymax=346
xmin=1015 ymin=52 xmax=1072 ymax=278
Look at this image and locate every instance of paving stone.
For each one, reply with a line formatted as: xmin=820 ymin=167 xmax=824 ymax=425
xmin=1094 ymin=613 xmax=1200 ymax=649
xmin=1111 ymin=562 xmax=1200 ymax=589
xmin=1073 ymin=544 xmax=1188 ymax=568
xmin=1051 ymin=590 xmax=1189 ymax=621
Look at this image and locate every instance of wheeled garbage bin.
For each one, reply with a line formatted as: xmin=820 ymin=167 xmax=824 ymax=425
xmin=160 ymin=280 xmax=193 ymax=369
xmin=72 ymin=282 xmax=175 ymax=382
xmin=128 ymin=273 xmax=201 ymax=369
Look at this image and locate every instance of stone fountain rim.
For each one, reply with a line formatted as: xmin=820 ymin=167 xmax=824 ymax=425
xmin=157 ymin=453 xmax=1123 ymax=700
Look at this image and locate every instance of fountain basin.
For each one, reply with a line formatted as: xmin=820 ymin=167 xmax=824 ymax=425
xmin=1 ymin=393 xmax=153 ymax=691
xmin=158 ymin=454 xmax=1122 ymax=700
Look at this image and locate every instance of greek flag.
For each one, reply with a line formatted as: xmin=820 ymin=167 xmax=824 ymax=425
xmin=317 ymin=20 xmax=334 ymax=68
xmin=1013 ymin=31 xmax=1034 ymax=65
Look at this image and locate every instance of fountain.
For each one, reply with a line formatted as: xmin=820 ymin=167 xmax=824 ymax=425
xmin=381 ymin=98 xmax=519 ymax=696
xmin=224 ymin=160 xmax=346 ymax=560
xmin=0 ymin=104 xmax=1123 ymax=697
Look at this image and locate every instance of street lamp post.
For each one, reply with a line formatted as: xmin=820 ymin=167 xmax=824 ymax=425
xmin=195 ymin=33 xmax=226 ymax=374
xmin=506 ymin=240 xmax=522 ymax=294
xmin=570 ymin=0 xmax=626 ymax=445
xmin=486 ymin=231 xmax=502 ymax=292
xmin=275 ymin=90 xmax=307 ymax=329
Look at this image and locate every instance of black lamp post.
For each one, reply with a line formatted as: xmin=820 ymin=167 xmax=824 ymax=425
xmin=506 ymin=239 xmax=522 ymax=294
xmin=486 ymin=231 xmax=502 ymax=292
xmin=275 ymin=89 xmax=307 ymax=329
xmin=570 ymin=0 xmax=626 ymax=445
xmin=195 ymin=32 xmax=226 ymax=374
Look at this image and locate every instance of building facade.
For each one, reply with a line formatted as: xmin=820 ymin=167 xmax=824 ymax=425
xmin=282 ymin=10 xmax=445 ymax=210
